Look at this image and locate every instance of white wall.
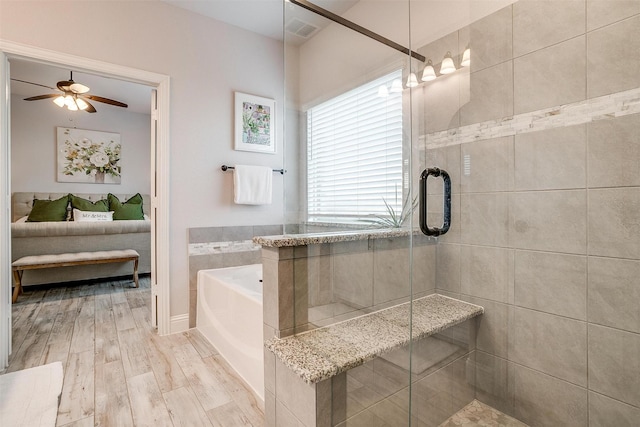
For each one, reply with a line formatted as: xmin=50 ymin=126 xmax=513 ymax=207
xmin=0 ymin=0 xmax=285 ymax=317
xmin=11 ymin=94 xmax=151 ymax=195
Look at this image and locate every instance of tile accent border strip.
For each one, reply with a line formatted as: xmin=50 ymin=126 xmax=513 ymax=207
xmin=422 ymin=87 xmax=640 ymax=149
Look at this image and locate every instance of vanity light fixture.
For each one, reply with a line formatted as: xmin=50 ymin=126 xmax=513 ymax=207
xmin=421 ymin=59 xmax=437 ymax=81
xmin=461 ymin=47 xmax=470 ymax=67
xmin=406 ymin=72 xmax=419 ymax=88
xmin=377 ymin=85 xmax=389 ymax=97
xmin=390 ymin=79 xmax=403 ymax=93
xmin=440 ymin=51 xmax=456 ymax=74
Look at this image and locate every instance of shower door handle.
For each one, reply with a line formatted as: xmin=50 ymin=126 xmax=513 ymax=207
xmin=419 ymin=167 xmax=451 ymax=236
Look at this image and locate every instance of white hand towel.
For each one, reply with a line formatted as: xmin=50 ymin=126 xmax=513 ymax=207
xmin=233 ymin=165 xmax=273 ymax=205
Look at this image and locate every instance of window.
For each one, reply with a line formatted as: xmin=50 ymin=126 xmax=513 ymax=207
xmin=307 ymin=70 xmax=404 ymax=224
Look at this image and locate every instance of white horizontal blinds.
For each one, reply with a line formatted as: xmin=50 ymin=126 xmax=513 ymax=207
xmin=307 ymin=70 xmax=403 ymax=223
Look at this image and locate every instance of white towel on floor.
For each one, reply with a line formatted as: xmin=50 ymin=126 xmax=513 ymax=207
xmin=0 ymin=361 xmax=63 ymax=427
xmin=233 ymin=165 xmax=273 ymax=205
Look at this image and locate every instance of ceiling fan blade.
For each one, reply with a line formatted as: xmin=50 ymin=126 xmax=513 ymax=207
xmin=23 ymin=94 xmax=60 ymax=101
xmin=70 ymin=82 xmax=90 ymax=94
xmin=57 ymin=80 xmax=74 ymax=91
xmin=11 ymin=78 xmax=56 ymax=90
xmin=81 ymin=98 xmax=97 ymax=113
xmin=84 ymin=94 xmax=128 ymax=108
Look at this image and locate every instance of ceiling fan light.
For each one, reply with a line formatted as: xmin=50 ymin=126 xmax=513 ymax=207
xmin=66 ymin=102 xmax=78 ymax=111
xmin=53 ymin=96 xmax=66 ymax=107
xmin=64 ymin=95 xmax=75 ymax=107
xmin=440 ymin=51 xmax=456 ymax=74
xmin=75 ymin=98 xmax=89 ymax=110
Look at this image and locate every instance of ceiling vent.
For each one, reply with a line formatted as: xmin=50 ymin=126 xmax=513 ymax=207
xmin=285 ymin=18 xmax=318 ymax=38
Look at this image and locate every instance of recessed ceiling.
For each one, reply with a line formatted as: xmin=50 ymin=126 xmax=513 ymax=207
xmin=9 ymin=59 xmax=152 ymax=115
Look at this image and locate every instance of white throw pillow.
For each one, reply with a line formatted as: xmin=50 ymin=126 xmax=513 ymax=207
xmin=73 ymin=209 xmax=114 ymax=222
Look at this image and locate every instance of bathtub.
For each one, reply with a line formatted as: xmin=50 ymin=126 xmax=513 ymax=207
xmin=196 ymin=264 xmax=264 ymax=401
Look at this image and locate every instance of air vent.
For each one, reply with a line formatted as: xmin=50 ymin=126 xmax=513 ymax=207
xmin=285 ymin=18 xmax=318 ymax=38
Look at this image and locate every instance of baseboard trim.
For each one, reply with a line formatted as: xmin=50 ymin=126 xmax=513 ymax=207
xmin=169 ymin=314 xmax=189 ymax=334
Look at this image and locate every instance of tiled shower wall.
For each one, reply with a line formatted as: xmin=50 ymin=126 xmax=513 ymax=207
xmin=188 ymin=224 xmax=283 ymax=327
xmin=417 ymin=1 xmax=639 ymax=425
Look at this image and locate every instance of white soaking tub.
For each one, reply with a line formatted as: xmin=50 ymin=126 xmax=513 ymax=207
xmin=196 ymin=264 xmax=264 ymax=401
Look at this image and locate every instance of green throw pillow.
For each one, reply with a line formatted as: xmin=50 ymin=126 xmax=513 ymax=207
xmin=108 ymin=193 xmax=144 ymax=220
xmin=70 ymin=195 xmax=109 ymax=212
xmin=26 ymin=195 xmax=69 ymax=222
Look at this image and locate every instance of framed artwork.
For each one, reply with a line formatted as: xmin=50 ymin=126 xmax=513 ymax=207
xmin=234 ymin=92 xmax=276 ymax=154
xmin=56 ymin=127 xmax=122 ymax=184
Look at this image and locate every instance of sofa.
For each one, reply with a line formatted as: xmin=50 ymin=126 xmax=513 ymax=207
xmin=11 ymin=192 xmax=151 ymax=287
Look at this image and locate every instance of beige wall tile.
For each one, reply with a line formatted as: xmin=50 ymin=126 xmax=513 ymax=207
xmin=588 ymin=188 xmax=640 ymax=259
xmin=424 ymin=144 xmax=461 ymax=195
xmin=275 ymin=399 xmax=304 ymax=427
xmin=513 ymin=364 xmax=588 ymax=427
xmin=275 ymin=359 xmax=318 ymax=427
xmin=332 ymin=251 xmax=374 ymax=309
xmin=460 ymin=61 xmax=514 ymax=126
xmin=587 ymin=0 xmax=640 ymax=30
xmin=464 ymin=297 xmax=510 ymax=358
xmin=458 ymin=5 xmax=513 ymax=73
xmin=589 ymin=391 xmax=640 ymax=427
xmin=513 ymin=0 xmax=586 ymax=57
xmin=588 ymin=257 xmax=640 ymax=333
xmin=515 ymin=250 xmax=587 ymax=320
xmin=460 ymin=245 xmax=513 ymax=304
xmin=460 ymin=136 xmax=514 ymax=193
xmin=436 ymin=243 xmax=461 ymax=293
xmin=474 ymin=352 xmax=515 ymax=417
xmin=588 ymin=114 xmax=640 ymax=188
xmin=588 ymin=324 xmax=640 ymax=407
xmin=460 ymin=193 xmax=509 ymax=247
xmin=373 ymin=246 xmax=410 ymax=306
xmin=587 ymin=15 xmax=640 ymax=97
xmin=514 ymin=36 xmax=586 ymax=114
xmin=426 ymin=193 xmax=461 ymax=244
xmin=412 ymin=244 xmax=436 ymax=294
xmin=510 ymin=307 xmax=587 ymax=386
xmin=509 ymin=190 xmax=587 ymax=254
xmin=423 ymin=73 xmax=462 ymax=133
xmin=265 ymin=391 xmax=276 ymax=427
xmin=514 ymin=125 xmax=587 ymax=191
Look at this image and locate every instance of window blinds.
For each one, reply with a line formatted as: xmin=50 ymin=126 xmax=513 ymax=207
xmin=307 ymin=70 xmax=404 ymax=223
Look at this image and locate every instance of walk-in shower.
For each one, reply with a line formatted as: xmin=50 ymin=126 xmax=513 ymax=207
xmin=269 ymin=0 xmax=640 ymax=425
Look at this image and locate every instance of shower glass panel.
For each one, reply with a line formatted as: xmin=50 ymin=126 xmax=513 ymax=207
xmin=280 ymin=0 xmax=640 ymax=425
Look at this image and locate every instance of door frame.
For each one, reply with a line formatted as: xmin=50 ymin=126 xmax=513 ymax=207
xmin=0 ymin=40 xmax=172 ymax=367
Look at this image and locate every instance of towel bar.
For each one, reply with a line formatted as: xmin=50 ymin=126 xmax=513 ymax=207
xmin=221 ymin=165 xmax=285 ymax=175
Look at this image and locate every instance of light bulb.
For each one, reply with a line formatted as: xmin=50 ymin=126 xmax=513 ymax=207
xmin=64 ymin=95 xmax=75 ymax=107
xmin=53 ymin=96 xmax=66 ymax=107
xmin=421 ymin=60 xmax=437 ymax=81
xmin=377 ymin=85 xmax=389 ymax=97
xmin=406 ymin=73 xmax=419 ymax=88
xmin=390 ymin=79 xmax=403 ymax=93
xmin=461 ymin=47 xmax=470 ymax=67
xmin=67 ymin=101 xmax=78 ymax=111
xmin=440 ymin=52 xmax=456 ymax=74
xmin=75 ymin=98 xmax=89 ymax=110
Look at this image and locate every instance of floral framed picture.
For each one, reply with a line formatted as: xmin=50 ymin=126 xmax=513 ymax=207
xmin=234 ymin=92 xmax=276 ymax=154
xmin=56 ymin=127 xmax=122 ymax=184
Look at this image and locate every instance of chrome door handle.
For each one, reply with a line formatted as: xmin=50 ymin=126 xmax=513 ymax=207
xmin=419 ymin=167 xmax=451 ymax=237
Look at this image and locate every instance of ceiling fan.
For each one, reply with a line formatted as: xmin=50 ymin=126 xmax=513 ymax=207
xmin=14 ymin=71 xmax=128 ymax=113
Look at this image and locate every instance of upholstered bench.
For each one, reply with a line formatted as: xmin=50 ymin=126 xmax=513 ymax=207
xmin=11 ymin=249 xmax=139 ymax=303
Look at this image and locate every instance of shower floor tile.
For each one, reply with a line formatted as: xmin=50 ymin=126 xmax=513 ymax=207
xmin=439 ymin=400 xmax=528 ymax=427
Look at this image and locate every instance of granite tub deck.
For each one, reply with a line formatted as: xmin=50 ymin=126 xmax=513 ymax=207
xmin=253 ymin=228 xmax=436 ymax=247
xmin=266 ymin=293 xmax=484 ymax=384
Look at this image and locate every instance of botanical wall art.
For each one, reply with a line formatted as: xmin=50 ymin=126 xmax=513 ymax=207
xmin=57 ymin=127 xmax=121 ymax=184
xmin=234 ymin=92 xmax=276 ymax=154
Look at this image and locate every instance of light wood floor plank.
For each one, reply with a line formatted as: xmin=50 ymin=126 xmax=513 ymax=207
xmin=6 ymin=331 xmax=49 ymax=372
xmin=207 ymin=401 xmax=255 ymax=427
xmin=185 ymin=329 xmax=218 ymax=358
xmin=127 ymin=372 xmax=173 ymax=427
xmin=40 ymin=339 xmax=71 ymax=366
xmin=205 ymin=355 xmax=264 ymax=425
xmin=145 ymin=333 xmax=189 ymax=393
xmin=58 ymin=416 xmax=95 ymax=427
xmin=95 ymin=296 xmax=121 ymax=365
xmin=57 ymin=350 xmax=95 ymax=426
xmin=163 ymin=386 xmax=213 ymax=427
xmin=113 ymin=301 xmax=137 ymax=331
xmin=118 ymin=327 xmax=152 ymax=378
xmin=131 ymin=306 xmax=154 ymax=333
xmin=69 ymin=297 xmax=95 ymax=354
xmin=95 ymin=360 xmax=134 ymax=427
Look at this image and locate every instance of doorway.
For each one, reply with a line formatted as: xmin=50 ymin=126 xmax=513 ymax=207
xmin=0 ymin=41 xmax=171 ymax=369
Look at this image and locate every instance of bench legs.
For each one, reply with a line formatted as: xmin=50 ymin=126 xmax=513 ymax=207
xmin=133 ymin=257 xmax=139 ymax=288
xmin=12 ymin=269 xmax=22 ymax=304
